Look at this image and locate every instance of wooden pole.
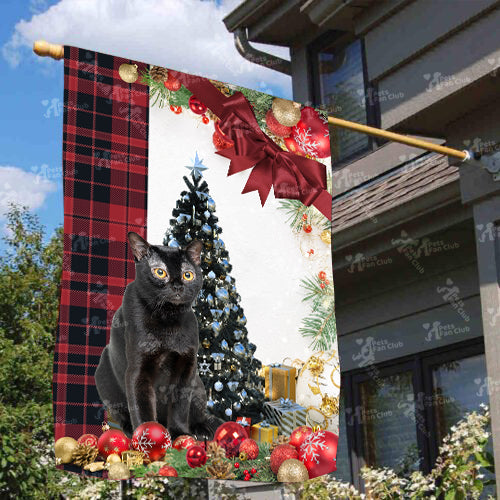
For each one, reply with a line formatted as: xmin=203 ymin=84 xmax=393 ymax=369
xmin=31 ymin=39 xmax=471 ymax=162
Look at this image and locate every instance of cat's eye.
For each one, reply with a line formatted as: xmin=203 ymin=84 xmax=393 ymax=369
xmin=153 ymin=268 xmax=167 ymax=279
xmin=183 ymin=271 xmax=195 ymax=281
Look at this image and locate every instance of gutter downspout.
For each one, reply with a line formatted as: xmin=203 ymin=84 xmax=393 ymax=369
xmin=234 ymin=28 xmax=291 ymax=75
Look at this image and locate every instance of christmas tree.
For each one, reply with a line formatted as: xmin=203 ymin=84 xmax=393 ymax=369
xmin=163 ymin=153 xmax=266 ymax=421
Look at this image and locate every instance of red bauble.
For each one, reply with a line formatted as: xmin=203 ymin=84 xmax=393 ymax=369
xmin=170 ymin=105 xmax=182 ymax=114
xmin=214 ymin=422 xmax=247 ymax=458
xmin=270 ymin=444 xmax=299 ymax=474
xmin=78 ymin=433 xmax=98 ymax=448
xmin=299 ymin=430 xmax=338 ymax=478
xmin=164 ymin=73 xmax=181 ymax=91
xmin=318 ymin=271 xmax=327 ymax=281
xmin=212 ymin=121 xmax=234 ymax=151
xmin=289 ymin=425 xmax=313 ymax=451
xmin=291 ymin=107 xmax=330 ymax=158
xmin=283 ymin=136 xmax=304 ymax=156
xmin=158 ymin=465 xmax=178 ymax=477
xmin=186 ymin=445 xmax=207 ymax=468
xmin=202 ymin=115 xmax=209 ymax=124
xmin=303 ymin=224 xmax=312 ymax=233
xmin=172 ymin=435 xmax=198 ymax=451
xmin=132 ymin=421 xmax=172 ymax=461
xmin=97 ymin=429 xmax=129 ymax=459
xmin=189 ymin=95 xmax=207 ymax=115
xmin=239 ymin=438 xmax=259 ymax=460
xmin=265 ymin=109 xmax=292 ymax=138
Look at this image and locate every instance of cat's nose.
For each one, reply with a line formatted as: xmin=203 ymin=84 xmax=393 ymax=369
xmin=172 ymin=283 xmax=183 ymax=292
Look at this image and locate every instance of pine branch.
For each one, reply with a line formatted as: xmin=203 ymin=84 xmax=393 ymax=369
xmin=299 ymin=304 xmax=336 ymax=351
xmin=278 ymin=199 xmax=330 ymax=232
xmin=140 ymin=68 xmax=192 ymax=109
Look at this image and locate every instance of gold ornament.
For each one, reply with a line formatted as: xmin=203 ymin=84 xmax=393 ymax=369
xmin=149 ymin=65 xmax=168 ymax=83
xmin=320 ymin=394 xmax=339 ymax=418
xmin=119 ymin=63 xmax=139 ymax=84
xmin=108 ymin=462 xmax=131 ymax=480
xmin=277 ymin=458 xmax=309 ymax=482
xmin=84 ymin=461 xmax=105 ymax=472
xmin=202 ymin=338 xmax=210 ymax=349
xmin=106 ymin=453 xmax=122 ymax=466
xmin=320 ymin=229 xmax=331 ymax=245
xmin=207 ymin=459 xmax=236 ymax=480
xmin=238 ymin=451 xmax=248 ymax=461
xmin=72 ymin=443 xmax=99 ymax=467
xmin=122 ymin=450 xmax=145 ymax=468
xmin=270 ymin=435 xmax=290 ymax=452
xmin=272 ymin=98 xmax=301 ymax=127
xmin=55 ymin=437 xmax=78 ymax=464
xmin=306 ymin=356 xmax=325 ymax=377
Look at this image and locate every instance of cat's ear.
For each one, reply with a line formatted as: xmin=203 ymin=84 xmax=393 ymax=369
xmin=186 ymin=240 xmax=203 ymax=266
xmin=128 ymin=232 xmax=150 ymax=262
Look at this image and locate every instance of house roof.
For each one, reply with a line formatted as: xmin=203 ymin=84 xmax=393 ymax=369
xmin=331 ymin=153 xmax=460 ymax=234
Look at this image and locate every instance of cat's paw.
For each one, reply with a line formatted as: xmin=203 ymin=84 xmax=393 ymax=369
xmin=191 ymin=421 xmax=214 ymax=441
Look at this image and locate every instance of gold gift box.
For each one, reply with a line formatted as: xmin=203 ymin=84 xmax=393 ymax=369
xmin=263 ymin=364 xmax=296 ymax=400
xmin=250 ymin=421 xmax=279 ymax=444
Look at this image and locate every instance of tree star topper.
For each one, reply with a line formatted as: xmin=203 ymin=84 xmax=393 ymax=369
xmin=186 ymin=152 xmax=208 ymax=180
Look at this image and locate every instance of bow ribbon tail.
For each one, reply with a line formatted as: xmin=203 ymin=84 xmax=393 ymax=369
xmin=241 ymin=160 xmax=273 ymax=206
xmin=312 ymin=190 xmax=333 ymax=221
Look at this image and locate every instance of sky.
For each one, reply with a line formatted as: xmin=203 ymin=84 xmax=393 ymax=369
xmin=0 ymin=0 xmax=291 ymax=242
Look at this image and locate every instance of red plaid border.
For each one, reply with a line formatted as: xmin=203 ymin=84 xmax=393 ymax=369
xmin=54 ymin=47 xmax=148 ymax=445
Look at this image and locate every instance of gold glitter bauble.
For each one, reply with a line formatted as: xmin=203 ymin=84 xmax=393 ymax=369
xmin=202 ymin=338 xmax=210 ymax=349
xmin=277 ymin=458 xmax=309 ymax=482
xmin=106 ymin=453 xmax=122 ymax=465
xmin=55 ymin=437 xmax=78 ymax=464
xmin=108 ymin=462 xmax=130 ymax=480
xmin=320 ymin=394 xmax=339 ymax=418
xmin=320 ymin=229 xmax=331 ymax=245
xmin=119 ymin=63 xmax=138 ymax=83
xmin=272 ymin=98 xmax=301 ymax=127
xmin=84 ymin=461 xmax=105 ymax=472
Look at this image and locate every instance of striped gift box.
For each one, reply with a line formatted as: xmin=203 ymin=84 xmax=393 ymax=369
xmin=263 ymin=398 xmax=307 ymax=435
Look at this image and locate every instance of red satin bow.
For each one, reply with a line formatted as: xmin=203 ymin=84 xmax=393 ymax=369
xmin=169 ymin=72 xmax=332 ymax=220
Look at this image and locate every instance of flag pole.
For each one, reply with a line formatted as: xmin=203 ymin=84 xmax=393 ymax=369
xmin=31 ymin=39 xmax=472 ymax=163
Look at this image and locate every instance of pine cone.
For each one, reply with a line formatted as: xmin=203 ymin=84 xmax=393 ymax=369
xmin=270 ymin=435 xmax=290 ymax=452
xmin=206 ymin=441 xmax=226 ymax=460
xmin=206 ymin=459 xmax=236 ymax=480
xmin=209 ymin=79 xmax=232 ymax=97
xmin=72 ymin=443 xmax=99 ymax=467
xmin=150 ymin=66 xmax=168 ymax=83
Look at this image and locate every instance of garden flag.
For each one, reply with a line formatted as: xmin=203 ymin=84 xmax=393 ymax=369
xmin=54 ymin=46 xmax=339 ymax=481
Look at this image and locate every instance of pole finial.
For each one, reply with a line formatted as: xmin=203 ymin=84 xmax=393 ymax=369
xmin=33 ymin=40 xmax=64 ymax=60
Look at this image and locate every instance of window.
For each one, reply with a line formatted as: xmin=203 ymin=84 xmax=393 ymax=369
xmin=310 ymin=34 xmax=380 ymax=164
xmin=334 ymin=339 xmax=489 ymax=490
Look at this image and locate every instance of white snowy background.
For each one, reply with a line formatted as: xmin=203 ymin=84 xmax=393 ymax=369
xmin=148 ymin=104 xmax=331 ymax=365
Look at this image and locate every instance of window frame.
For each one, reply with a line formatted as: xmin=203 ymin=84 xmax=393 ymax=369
xmin=338 ymin=337 xmax=486 ymax=491
xmin=308 ymin=31 xmax=383 ymax=167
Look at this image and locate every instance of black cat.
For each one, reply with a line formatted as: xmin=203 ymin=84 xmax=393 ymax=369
xmin=95 ymin=232 xmax=221 ymax=439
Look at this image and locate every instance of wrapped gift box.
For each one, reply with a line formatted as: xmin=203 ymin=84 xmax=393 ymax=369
xmin=263 ymin=398 xmax=307 ymax=435
xmin=250 ymin=420 xmax=278 ymax=444
xmin=263 ymin=364 xmax=296 ymax=400
xmin=236 ymin=417 xmax=252 ymax=437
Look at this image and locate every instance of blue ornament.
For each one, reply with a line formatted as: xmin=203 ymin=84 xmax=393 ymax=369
xmin=204 ymin=210 xmax=211 ymax=219
xmin=225 ymin=276 xmax=232 ymax=284
xmin=202 ymin=224 xmax=212 ymax=235
xmin=222 ymin=259 xmax=229 ymax=268
xmin=168 ymin=239 xmax=180 ymax=248
xmin=221 ymin=340 xmax=228 ymax=350
xmin=182 ymin=194 xmax=190 ymax=202
xmin=248 ymin=343 xmax=257 ymax=355
xmin=210 ymin=309 xmax=222 ymax=319
xmin=233 ymin=343 xmax=245 ymax=356
xmin=223 ymin=306 xmax=230 ymax=316
xmin=207 ymin=198 xmax=216 ymax=211
xmin=185 ymin=233 xmax=192 ymax=242
xmin=196 ymin=191 xmax=209 ymax=200
xmin=214 ymin=381 xmax=223 ymax=392
xmin=207 ymin=399 xmax=215 ymax=409
xmin=211 ymin=353 xmax=225 ymax=362
xmin=206 ymin=294 xmax=214 ymax=305
xmin=237 ymin=315 xmax=247 ymax=325
xmin=233 ymin=330 xmax=243 ymax=340
xmin=227 ymin=381 xmax=238 ymax=391
xmin=176 ymin=214 xmax=192 ymax=224
xmin=241 ymin=389 xmax=247 ymax=399
xmin=225 ymin=408 xmax=233 ymax=417
xmin=216 ymin=288 xmax=229 ymax=301
xmin=211 ymin=321 xmax=221 ymax=336
xmin=207 ymin=271 xmax=216 ymax=279
xmin=233 ymin=402 xmax=241 ymax=411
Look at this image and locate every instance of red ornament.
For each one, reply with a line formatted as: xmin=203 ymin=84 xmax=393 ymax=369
xmin=270 ymin=444 xmax=299 ymax=474
xmin=302 ymin=214 xmax=308 ymax=221
xmin=320 ymin=283 xmax=325 ymax=289
xmin=213 ymin=421 xmax=247 ymax=458
xmin=318 ymin=271 xmax=327 ymax=281
xmin=243 ymin=469 xmax=249 ymax=474
xmin=234 ymin=462 xmax=240 ymax=468
xmin=291 ymin=107 xmax=330 ymax=158
xmin=172 ymin=434 xmax=198 ymax=451
xmin=289 ymin=425 xmax=313 ymax=451
xmin=325 ymin=279 xmax=330 ymax=285
xmin=299 ymin=430 xmax=338 ymax=478
xmin=265 ymin=109 xmax=292 ymax=138
xmin=212 ymin=121 xmax=234 ymax=151
xmin=239 ymin=438 xmax=259 ymax=460
xmin=189 ymin=95 xmax=207 ymax=115
xmin=303 ymin=224 xmax=312 ymax=233
xmin=202 ymin=115 xmax=210 ymax=124
xmin=244 ymin=475 xmax=250 ymax=481
xmin=78 ymin=433 xmax=98 ymax=448
xmin=97 ymin=429 xmax=129 ymax=459
xmin=283 ymin=136 xmax=304 ymax=156
xmin=164 ymin=73 xmax=181 ymax=91
xmin=251 ymin=468 xmax=257 ymax=474
xmin=170 ymin=105 xmax=182 ymax=114
xmin=186 ymin=445 xmax=207 ymax=468
xmin=132 ymin=421 xmax=172 ymax=461
xmin=158 ymin=465 xmax=178 ymax=477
